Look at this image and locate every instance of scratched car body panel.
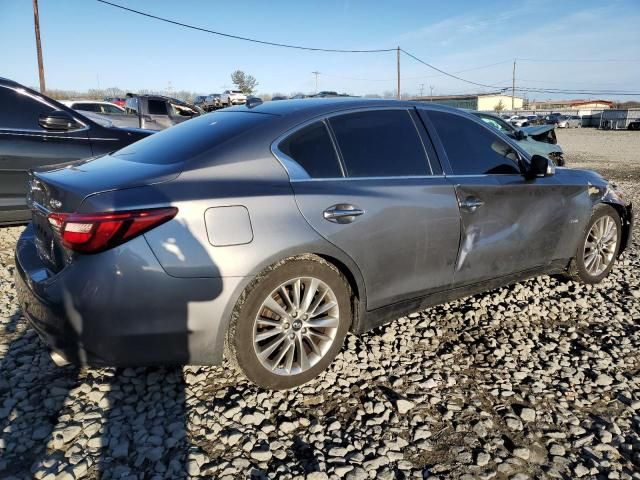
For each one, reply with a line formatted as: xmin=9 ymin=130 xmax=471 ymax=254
xmin=14 ymin=98 xmax=633 ymax=388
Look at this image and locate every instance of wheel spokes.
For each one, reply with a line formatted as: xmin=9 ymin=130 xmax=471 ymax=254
xmin=306 ymin=316 xmax=339 ymax=328
xmin=583 ymin=214 xmax=618 ymax=276
xmin=253 ymin=276 xmax=340 ymax=376
xmin=263 ymin=296 xmax=290 ymax=319
xmin=300 ymin=278 xmax=319 ymax=313
xmin=258 ymin=334 xmax=286 ymax=360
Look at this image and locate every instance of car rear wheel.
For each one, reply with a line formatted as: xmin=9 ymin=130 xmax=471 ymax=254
xmin=565 ymin=204 xmax=622 ymax=284
xmin=226 ymin=256 xmax=352 ymax=389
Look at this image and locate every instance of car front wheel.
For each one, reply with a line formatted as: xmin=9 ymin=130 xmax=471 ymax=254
xmin=226 ymin=256 xmax=352 ymax=389
xmin=566 ymin=204 xmax=622 ymax=284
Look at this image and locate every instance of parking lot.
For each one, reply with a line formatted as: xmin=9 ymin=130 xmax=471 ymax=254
xmin=0 ymin=128 xmax=638 ymax=479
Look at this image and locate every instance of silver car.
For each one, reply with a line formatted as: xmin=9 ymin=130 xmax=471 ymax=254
xmin=556 ymin=115 xmax=582 ymax=128
xmin=16 ymin=99 xmax=633 ymax=389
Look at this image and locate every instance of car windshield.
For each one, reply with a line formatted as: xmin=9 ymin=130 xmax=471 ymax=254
xmin=113 ymin=111 xmax=272 ymax=164
xmin=231 ymin=90 xmax=243 ymax=94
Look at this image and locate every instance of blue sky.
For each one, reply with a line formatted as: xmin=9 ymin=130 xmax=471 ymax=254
xmin=1 ymin=0 xmax=639 ymax=100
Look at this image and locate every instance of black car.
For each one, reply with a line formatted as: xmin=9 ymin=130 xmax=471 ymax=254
xmin=0 ymin=78 xmax=153 ymax=225
xmin=545 ymin=112 xmax=563 ymax=125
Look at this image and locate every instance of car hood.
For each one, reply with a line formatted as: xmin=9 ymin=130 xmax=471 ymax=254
xmin=521 ymin=124 xmax=555 ymax=136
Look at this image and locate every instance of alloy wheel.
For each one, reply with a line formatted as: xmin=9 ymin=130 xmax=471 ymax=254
xmin=253 ymin=277 xmax=340 ymax=376
xmin=583 ymin=215 xmax=618 ymax=276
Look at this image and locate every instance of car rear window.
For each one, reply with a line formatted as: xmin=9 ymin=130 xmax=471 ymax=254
xmin=329 ymin=109 xmax=430 ymax=177
xmin=113 ymin=111 xmax=272 ymax=164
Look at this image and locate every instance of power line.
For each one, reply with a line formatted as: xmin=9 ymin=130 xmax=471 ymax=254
xmin=317 ymin=59 xmax=514 ymax=82
xmin=400 ymin=49 xmax=640 ymax=96
xmin=93 ymin=1 xmax=640 ymax=96
xmin=517 ymin=57 xmax=640 ymax=63
xmin=400 ymin=48 xmax=505 ymax=90
xmin=95 ymin=0 xmax=395 ymax=53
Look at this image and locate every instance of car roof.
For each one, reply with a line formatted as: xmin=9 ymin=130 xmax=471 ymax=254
xmin=224 ymin=97 xmax=467 ymax=118
xmin=61 ymin=100 xmax=120 ymax=105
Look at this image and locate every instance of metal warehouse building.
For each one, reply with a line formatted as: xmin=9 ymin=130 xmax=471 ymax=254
xmin=413 ymin=92 xmax=524 ymax=111
xmin=529 ymin=99 xmax=613 ymax=111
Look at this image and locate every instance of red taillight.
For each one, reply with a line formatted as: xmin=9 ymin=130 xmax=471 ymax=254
xmin=48 ymin=207 xmax=178 ymax=253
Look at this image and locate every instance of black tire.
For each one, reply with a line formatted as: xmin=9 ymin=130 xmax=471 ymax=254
xmin=564 ymin=204 xmax=622 ymax=284
xmin=226 ymin=255 xmax=352 ymax=389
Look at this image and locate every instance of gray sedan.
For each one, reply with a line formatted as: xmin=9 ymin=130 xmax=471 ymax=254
xmin=15 ymin=99 xmax=633 ymax=389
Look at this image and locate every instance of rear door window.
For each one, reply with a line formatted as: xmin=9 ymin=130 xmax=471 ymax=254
xmin=329 ymin=109 xmax=430 ymax=177
xmin=148 ymin=99 xmax=169 ymax=115
xmin=279 ymin=122 xmax=342 ymax=178
xmin=428 ymin=111 xmax=521 ymax=175
xmin=125 ymin=97 xmax=138 ymax=114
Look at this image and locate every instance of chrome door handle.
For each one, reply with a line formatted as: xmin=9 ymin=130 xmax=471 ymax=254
xmin=323 ymin=204 xmax=365 ymax=224
xmin=459 ymin=197 xmax=484 ymax=212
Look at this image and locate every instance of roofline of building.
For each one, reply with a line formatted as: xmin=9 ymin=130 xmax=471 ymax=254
xmin=412 ymin=91 xmax=521 ymax=101
xmin=530 ymin=99 xmax=614 ymax=106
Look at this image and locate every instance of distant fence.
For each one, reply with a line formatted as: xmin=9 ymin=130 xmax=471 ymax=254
xmin=479 ymin=108 xmax=640 ymax=129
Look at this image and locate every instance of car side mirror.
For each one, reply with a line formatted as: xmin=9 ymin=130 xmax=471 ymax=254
xmin=38 ymin=110 xmax=81 ymax=131
xmin=515 ymin=129 xmax=526 ymax=140
xmin=527 ymin=154 xmax=555 ymax=179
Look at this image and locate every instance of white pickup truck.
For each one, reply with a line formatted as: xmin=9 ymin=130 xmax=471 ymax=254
xmin=221 ymin=90 xmax=247 ymax=107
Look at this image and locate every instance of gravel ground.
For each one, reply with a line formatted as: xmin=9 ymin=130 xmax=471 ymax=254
xmin=1 ymin=129 xmax=639 ymax=479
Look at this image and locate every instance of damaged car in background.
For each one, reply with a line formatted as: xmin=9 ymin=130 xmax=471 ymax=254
xmin=80 ymin=94 xmax=203 ymax=131
xmin=0 ymin=77 xmax=153 ymax=225
xmin=472 ymin=111 xmax=565 ymax=166
xmin=15 ymin=99 xmax=632 ymax=389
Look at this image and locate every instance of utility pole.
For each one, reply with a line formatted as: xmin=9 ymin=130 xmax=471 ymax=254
xmin=419 ymin=84 xmax=425 ymax=97
xmin=511 ymin=59 xmax=516 ymax=110
xmin=430 ymin=85 xmax=434 ymax=101
xmin=32 ymin=0 xmax=46 ymax=93
xmin=396 ymin=47 xmax=401 ymax=100
xmin=311 ymin=71 xmax=320 ymax=94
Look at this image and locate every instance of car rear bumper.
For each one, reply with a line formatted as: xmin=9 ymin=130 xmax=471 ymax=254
xmin=15 ymin=224 xmax=243 ymax=367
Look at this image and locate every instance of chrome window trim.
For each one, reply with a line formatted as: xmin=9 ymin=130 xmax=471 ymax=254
xmin=290 ymin=175 xmax=445 ymax=183
xmin=0 ymin=130 xmax=92 ymax=139
xmin=271 ymin=106 xmax=437 ymax=182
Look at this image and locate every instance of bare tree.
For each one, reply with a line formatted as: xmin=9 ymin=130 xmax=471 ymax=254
xmin=364 ymin=93 xmax=382 ymax=98
xmin=231 ymin=70 xmax=259 ymax=94
xmin=382 ymin=90 xmax=395 ymax=99
xmin=494 ymin=99 xmax=506 ymax=112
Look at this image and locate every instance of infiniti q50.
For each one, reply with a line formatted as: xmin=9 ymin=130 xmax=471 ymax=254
xmin=15 ymin=99 xmax=632 ymax=389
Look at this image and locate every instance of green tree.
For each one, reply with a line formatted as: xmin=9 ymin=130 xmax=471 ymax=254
xmin=231 ymin=70 xmax=258 ymax=94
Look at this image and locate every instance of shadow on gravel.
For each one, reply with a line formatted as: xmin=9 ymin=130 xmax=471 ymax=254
xmin=0 ymin=317 xmax=79 ymax=476
xmin=96 ymin=367 xmax=189 ymax=479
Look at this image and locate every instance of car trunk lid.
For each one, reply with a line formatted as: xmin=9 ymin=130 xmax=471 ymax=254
xmin=28 ymin=155 xmax=180 ymax=272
